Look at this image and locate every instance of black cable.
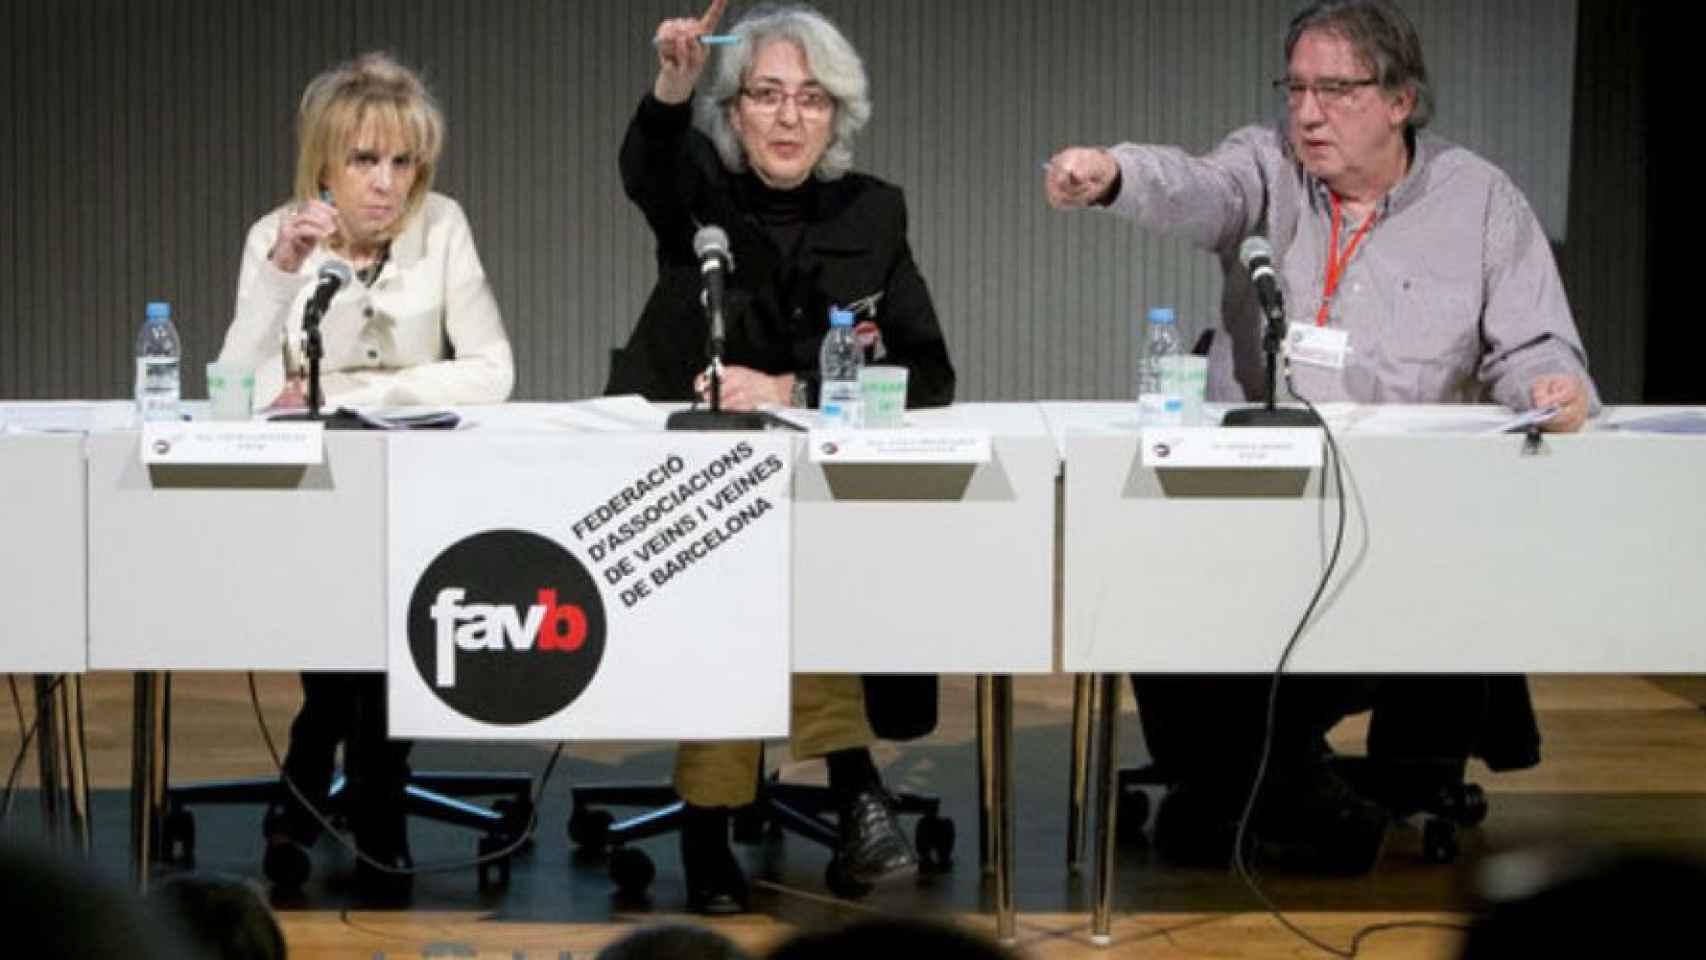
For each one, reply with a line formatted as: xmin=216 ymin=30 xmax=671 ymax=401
xmin=8 ymin=676 xmax=25 ymax=735
xmin=245 ymin=673 xmax=561 ymax=877
xmin=1226 ymin=380 xmax=1471 ymax=956
xmin=1 ymin=675 xmax=66 ymax=827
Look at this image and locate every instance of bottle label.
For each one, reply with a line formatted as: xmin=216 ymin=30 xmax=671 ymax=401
xmin=820 ymin=380 xmax=863 ymax=427
xmin=1138 ymin=392 xmax=1183 ymax=426
xmin=136 ymin=357 xmax=181 ymax=421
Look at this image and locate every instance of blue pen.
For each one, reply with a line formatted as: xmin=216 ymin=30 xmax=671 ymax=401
xmin=653 ymin=33 xmax=741 ymax=47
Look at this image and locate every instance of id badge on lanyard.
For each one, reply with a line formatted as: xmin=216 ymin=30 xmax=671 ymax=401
xmin=1287 ymin=193 xmax=1374 ymax=372
xmin=1285 ymin=324 xmax=1350 ymax=370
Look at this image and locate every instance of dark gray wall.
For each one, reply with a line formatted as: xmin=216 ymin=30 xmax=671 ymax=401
xmin=4 ymin=1 xmax=1636 ymax=405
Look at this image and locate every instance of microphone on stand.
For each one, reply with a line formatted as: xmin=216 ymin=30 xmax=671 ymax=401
xmin=1222 ymin=236 xmax=1321 ymax=427
xmin=1240 ymin=235 xmax=1286 ymax=328
xmin=694 ymin=225 xmax=733 ymax=367
xmin=271 ymin=260 xmax=352 ymax=425
xmin=667 ymin=225 xmax=770 ymax=432
xmin=300 ymin=261 xmax=351 ymax=420
xmin=303 ymin=260 xmax=352 ymax=333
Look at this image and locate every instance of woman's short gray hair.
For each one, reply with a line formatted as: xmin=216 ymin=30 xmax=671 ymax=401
xmin=694 ymin=4 xmax=872 ymax=181
xmin=1285 ymin=0 xmax=1434 ymax=130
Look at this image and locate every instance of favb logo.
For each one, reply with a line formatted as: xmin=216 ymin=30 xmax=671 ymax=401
xmin=407 ymin=530 xmax=607 ymax=725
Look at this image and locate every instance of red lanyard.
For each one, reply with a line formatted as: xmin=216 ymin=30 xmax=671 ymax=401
xmin=1315 ymin=193 xmax=1377 ymax=327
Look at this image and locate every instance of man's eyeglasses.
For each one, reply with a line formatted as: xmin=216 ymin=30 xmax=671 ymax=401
xmin=1273 ymin=76 xmax=1379 ymax=108
xmin=740 ymin=86 xmax=835 ymax=117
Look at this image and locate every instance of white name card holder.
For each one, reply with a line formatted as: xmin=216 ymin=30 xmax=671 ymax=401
xmin=140 ymin=421 xmax=325 ymax=465
xmin=1138 ymin=426 xmax=1322 ymax=469
xmin=807 ymin=428 xmax=992 ymax=464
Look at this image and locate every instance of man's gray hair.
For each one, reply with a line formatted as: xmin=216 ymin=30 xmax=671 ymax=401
xmin=1285 ymin=0 xmax=1434 ymax=130
xmin=694 ymin=4 xmax=872 ymax=181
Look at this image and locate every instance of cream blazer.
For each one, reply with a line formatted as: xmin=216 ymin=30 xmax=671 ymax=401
xmin=219 ymin=192 xmax=514 ymax=410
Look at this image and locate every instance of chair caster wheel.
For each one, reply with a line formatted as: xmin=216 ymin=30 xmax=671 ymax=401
xmin=567 ymin=807 xmax=613 ymax=851
xmin=477 ymin=836 xmax=512 ymax=888
xmin=609 ymin=846 xmax=656 ymax=895
xmin=164 ymin=806 xmax=197 ymax=865
xmin=1422 ymin=817 xmax=1460 ymax=864
xmin=263 ymin=840 xmax=312 ymax=890
xmin=915 ymin=814 xmax=956 ymax=871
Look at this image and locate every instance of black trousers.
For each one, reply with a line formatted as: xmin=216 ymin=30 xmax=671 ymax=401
xmin=1130 ymin=674 xmax=1539 ymax=794
xmin=274 ymin=672 xmax=412 ymax=851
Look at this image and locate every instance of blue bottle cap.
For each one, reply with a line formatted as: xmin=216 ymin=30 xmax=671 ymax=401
xmin=1147 ymin=307 xmax=1176 ymax=325
xmin=145 ymin=301 xmax=171 ymax=320
xmin=829 ymin=307 xmax=854 ymax=327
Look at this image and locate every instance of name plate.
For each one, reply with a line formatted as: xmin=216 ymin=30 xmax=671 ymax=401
xmin=1139 ymin=426 xmax=1322 ymax=468
xmin=808 ymin=429 xmax=992 ymax=464
xmin=140 ymin=422 xmax=325 ymax=465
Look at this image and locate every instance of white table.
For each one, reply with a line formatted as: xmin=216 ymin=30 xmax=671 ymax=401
xmin=0 ymin=403 xmax=131 ymax=852
xmin=792 ymin=402 xmax=1057 ymax=938
xmin=81 ymin=400 xmax=1056 ymax=934
xmin=1042 ymin=401 xmax=1706 ymax=942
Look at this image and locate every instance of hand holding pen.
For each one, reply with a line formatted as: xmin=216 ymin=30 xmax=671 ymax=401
xmin=1043 ymin=147 xmax=1121 ymax=210
xmin=653 ymin=0 xmax=731 ymax=105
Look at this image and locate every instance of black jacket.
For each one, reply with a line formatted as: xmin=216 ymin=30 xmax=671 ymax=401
xmin=607 ymin=95 xmax=955 ymax=409
xmin=609 ymin=95 xmax=946 ymax=741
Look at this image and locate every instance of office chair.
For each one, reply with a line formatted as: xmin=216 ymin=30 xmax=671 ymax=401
xmin=568 ymin=765 xmax=954 ymax=897
xmin=154 ymin=674 xmax=534 ymax=889
xmin=1066 ymin=676 xmax=1489 ymax=869
xmin=566 ymin=677 xmax=955 ymax=897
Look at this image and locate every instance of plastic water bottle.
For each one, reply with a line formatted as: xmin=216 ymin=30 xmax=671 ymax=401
xmin=1138 ymin=306 xmax=1182 ymax=425
xmin=135 ymin=301 xmax=182 ymax=422
xmin=818 ymin=306 xmax=863 ymax=427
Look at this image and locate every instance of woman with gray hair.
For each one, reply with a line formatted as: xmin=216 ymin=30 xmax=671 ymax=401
xmin=607 ymin=0 xmax=955 ymax=915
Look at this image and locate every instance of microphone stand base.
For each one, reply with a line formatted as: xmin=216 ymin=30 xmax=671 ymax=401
xmin=266 ymin=410 xmax=370 ymax=430
xmin=1221 ymin=406 xmax=1322 ymax=428
xmin=666 ymin=409 xmax=773 ymax=432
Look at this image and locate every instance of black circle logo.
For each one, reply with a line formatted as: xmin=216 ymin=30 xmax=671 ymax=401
xmin=407 ymin=530 xmax=607 ymax=725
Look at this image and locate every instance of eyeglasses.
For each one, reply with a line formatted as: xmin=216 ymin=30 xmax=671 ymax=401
xmin=1273 ymin=76 xmax=1379 ymax=109
xmin=740 ymin=85 xmax=834 ymax=117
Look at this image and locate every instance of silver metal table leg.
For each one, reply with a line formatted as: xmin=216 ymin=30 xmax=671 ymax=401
xmin=976 ymin=673 xmax=995 ymax=877
xmin=131 ymin=671 xmax=168 ymax=891
xmin=33 ymin=675 xmax=64 ymax=839
xmin=59 ymin=676 xmax=92 ymax=853
xmin=991 ymin=674 xmax=1016 ymax=945
xmin=1090 ymin=673 xmax=1123 ymax=945
xmin=1067 ymin=673 xmax=1093 ymax=872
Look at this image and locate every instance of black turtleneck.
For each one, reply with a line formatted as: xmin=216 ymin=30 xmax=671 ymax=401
xmin=746 ymin=173 xmax=814 ymax=260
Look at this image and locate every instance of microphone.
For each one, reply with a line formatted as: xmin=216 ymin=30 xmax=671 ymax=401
xmin=693 ymin=225 xmax=733 ymax=348
xmin=1222 ymin=235 xmax=1320 ymax=427
xmin=303 ymin=260 xmax=353 ymax=331
xmin=1239 ymin=235 xmax=1285 ymax=326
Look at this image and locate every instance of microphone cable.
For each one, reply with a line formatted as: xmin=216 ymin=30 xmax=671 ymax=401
xmin=1224 ymin=375 xmax=1469 ymax=956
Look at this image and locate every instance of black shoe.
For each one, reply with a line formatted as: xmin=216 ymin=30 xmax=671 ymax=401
xmin=836 ymin=787 xmax=918 ymax=885
xmin=1253 ymin=762 xmax=1389 ymax=875
xmin=352 ymin=850 xmax=414 ymax=904
xmin=681 ymin=806 xmax=749 ymax=915
xmin=1152 ymin=781 xmax=1242 ymax=868
xmin=351 ymin=808 xmax=414 ymax=903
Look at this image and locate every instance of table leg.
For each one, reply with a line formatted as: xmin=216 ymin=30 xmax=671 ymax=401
xmin=130 ymin=672 xmax=168 ymax=891
xmin=1090 ymin=673 xmax=1123 ymax=945
xmin=991 ymin=674 xmax=1016 ymax=945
